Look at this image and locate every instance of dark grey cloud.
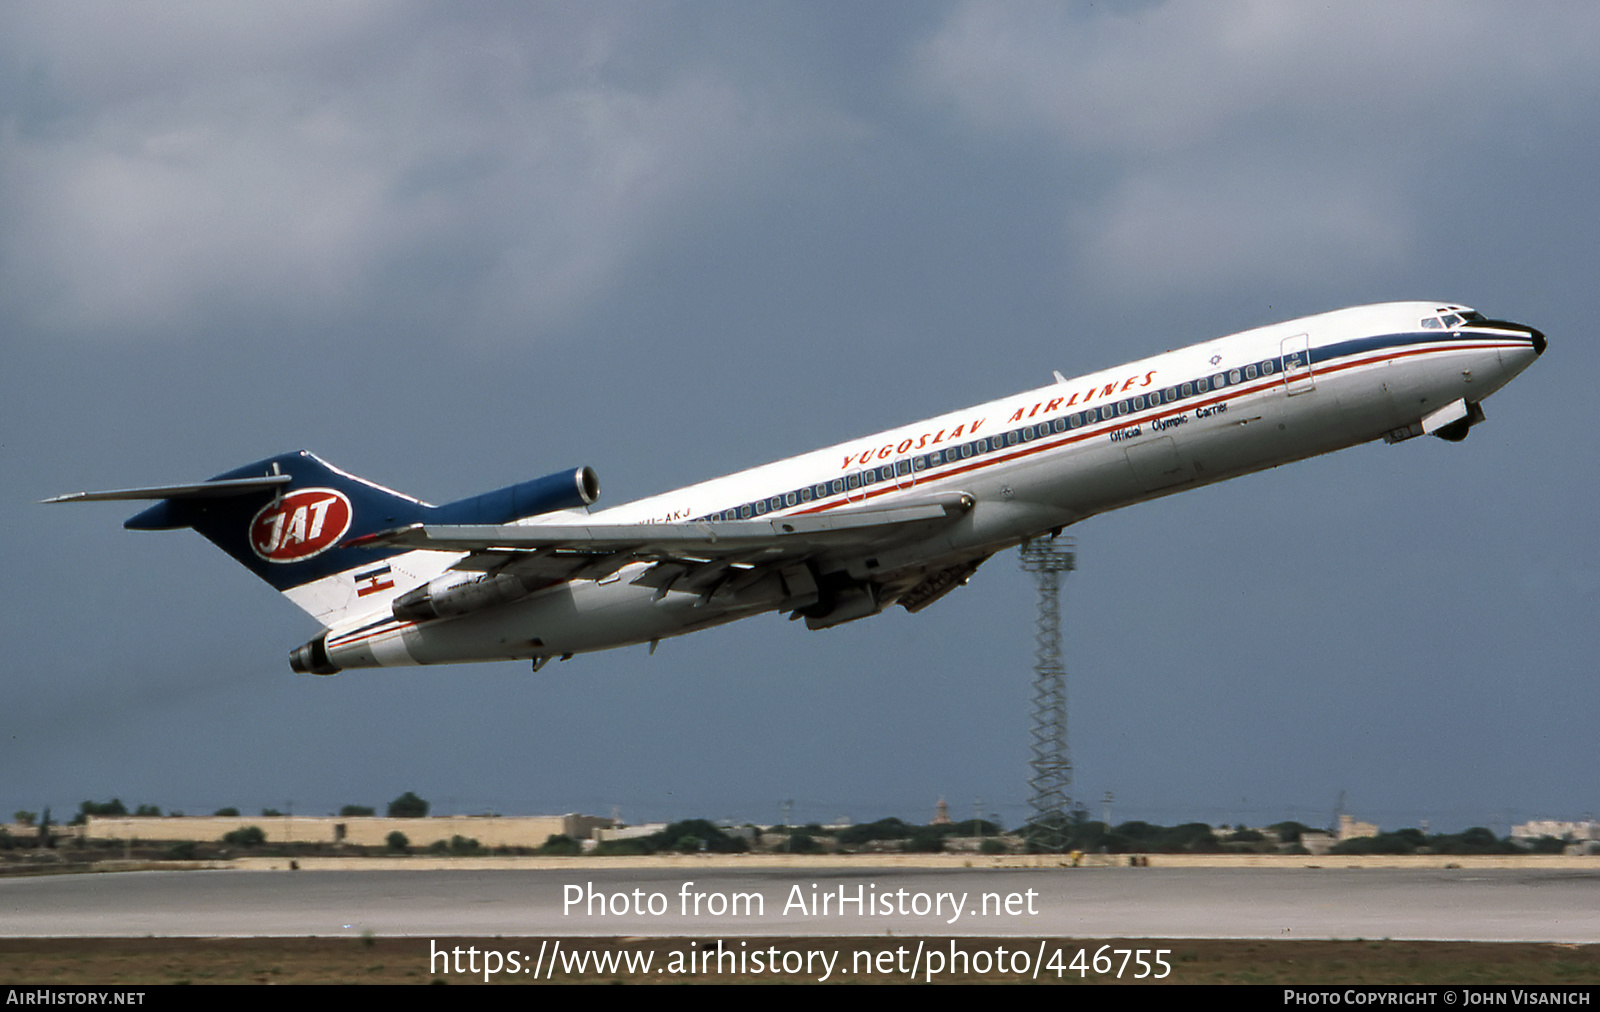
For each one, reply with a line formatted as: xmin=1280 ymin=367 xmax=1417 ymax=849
xmin=910 ymin=2 xmax=1600 ymax=295
xmin=0 ymin=3 xmax=860 ymax=343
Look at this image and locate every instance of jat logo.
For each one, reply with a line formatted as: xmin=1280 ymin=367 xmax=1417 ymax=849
xmin=250 ymin=488 xmax=353 ymax=563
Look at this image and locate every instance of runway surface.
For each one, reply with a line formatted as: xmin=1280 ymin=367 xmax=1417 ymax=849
xmin=4 ymin=866 xmax=1598 ymax=941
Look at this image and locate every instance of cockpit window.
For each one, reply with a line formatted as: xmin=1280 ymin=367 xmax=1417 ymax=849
xmin=1423 ymin=308 xmax=1484 ymax=330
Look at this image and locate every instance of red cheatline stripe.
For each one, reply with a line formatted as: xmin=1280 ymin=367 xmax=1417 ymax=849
xmin=785 ymin=339 xmax=1528 ymax=516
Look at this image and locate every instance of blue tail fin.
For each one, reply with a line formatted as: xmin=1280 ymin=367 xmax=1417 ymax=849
xmin=120 ymin=450 xmax=598 ymax=604
xmin=125 ymin=451 xmax=436 ymax=593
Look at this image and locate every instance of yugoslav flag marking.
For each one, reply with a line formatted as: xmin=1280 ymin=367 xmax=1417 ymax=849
xmin=353 ymin=563 xmax=396 ymax=597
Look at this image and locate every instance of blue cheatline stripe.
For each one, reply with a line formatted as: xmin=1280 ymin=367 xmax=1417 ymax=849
xmin=689 ymin=330 xmax=1531 ymax=524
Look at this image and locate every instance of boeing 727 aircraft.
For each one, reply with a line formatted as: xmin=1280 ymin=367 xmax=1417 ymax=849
xmin=50 ymin=302 xmax=1543 ymax=674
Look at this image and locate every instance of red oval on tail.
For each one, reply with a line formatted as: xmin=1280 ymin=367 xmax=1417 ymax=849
xmin=249 ymin=488 xmax=353 ymax=563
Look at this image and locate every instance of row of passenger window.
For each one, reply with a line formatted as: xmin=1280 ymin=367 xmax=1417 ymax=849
xmin=695 ymin=354 xmax=1288 ymax=523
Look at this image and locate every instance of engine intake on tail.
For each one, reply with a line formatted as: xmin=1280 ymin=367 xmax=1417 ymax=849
xmin=391 ymin=464 xmax=605 ymax=623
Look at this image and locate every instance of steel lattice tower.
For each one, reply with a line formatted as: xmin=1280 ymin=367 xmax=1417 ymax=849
xmin=1020 ymin=537 xmax=1075 ymax=853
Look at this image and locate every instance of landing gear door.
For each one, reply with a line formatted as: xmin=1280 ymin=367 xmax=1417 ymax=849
xmin=1282 ymin=334 xmax=1315 ymax=395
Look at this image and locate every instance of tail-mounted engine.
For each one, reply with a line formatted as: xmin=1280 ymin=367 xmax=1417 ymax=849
xmin=392 ymin=570 xmax=545 ymax=623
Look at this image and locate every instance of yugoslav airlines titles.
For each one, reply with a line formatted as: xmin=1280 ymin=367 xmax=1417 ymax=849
xmin=49 ymin=301 xmax=1543 ymax=674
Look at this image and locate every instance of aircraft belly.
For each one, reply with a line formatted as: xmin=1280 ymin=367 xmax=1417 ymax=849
xmin=1060 ymin=388 xmax=1300 ymax=514
xmin=1124 ymin=436 xmax=1194 ymax=492
xmin=1244 ymin=389 xmax=1343 ymax=458
xmin=1016 ymin=438 xmax=1146 ymax=517
xmin=1062 ymin=378 xmax=1371 ymax=518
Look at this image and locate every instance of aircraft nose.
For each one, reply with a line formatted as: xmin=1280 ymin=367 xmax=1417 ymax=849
xmin=1487 ymin=320 xmax=1545 ymax=382
xmin=1505 ymin=319 xmax=1546 ymax=355
xmin=1483 ymin=319 xmax=1545 ymax=356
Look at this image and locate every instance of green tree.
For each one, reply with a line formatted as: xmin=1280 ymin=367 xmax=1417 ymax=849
xmin=649 ymin=819 xmax=747 ymax=854
xmin=339 ymin=805 xmax=376 ymax=817
xmin=134 ymin=804 xmax=161 ymax=817
xmin=943 ymin=818 xmax=1001 ymax=838
xmin=385 ymin=831 xmax=410 ymax=852
xmin=1428 ymin=827 xmax=1514 ymax=855
xmin=538 ymin=834 xmax=582 ymax=856
xmin=836 ymin=818 xmax=914 ymax=847
xmin=1148 ymin=823 xmax=1220 ymax=853
xmin=387 ymin=792 xmax=429 ymax=818
xmin=13 ymin=811 xmax=36 ymax=827
xmin=72 ymin=799 xmax=127 ymax=824
xmin=222 ymin=826 xmax=266 ymax=847
xmin=1114 ymin=820 xmax=1160 ymax=843
xmin=1332 ymin=829 xmax=1426 ymax=855
xmin=213 ymin=807 xmax=240 ymax=817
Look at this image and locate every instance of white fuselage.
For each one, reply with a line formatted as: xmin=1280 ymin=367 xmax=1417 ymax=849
xmin=319 ymin=301 xmax=1541 ymax=670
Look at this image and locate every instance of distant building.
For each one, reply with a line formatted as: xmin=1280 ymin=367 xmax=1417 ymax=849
xmin=83 ymin=813 xmax=612 ymax=848
xmin=932 ymin=798 xmax=952 ymax=825
xmin=1337 ymin=815 xmax=1378 ymax=841
xmin=1511 ymin=820 xmax=1598 ymax=843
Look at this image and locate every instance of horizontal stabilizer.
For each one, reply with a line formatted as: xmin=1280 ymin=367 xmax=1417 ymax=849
xmin=42 ymin=475 xmax=292 ymax=503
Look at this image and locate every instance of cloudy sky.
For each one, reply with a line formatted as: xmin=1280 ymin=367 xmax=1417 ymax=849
xmin=4 ymin=1 xmax=1597 ymax=834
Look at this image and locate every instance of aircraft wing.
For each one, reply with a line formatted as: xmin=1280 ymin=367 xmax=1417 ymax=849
xmin=351 ymin=493 xmax=972 ymax=555
xmin=349 ymin=492 xmax=976 ymax=598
